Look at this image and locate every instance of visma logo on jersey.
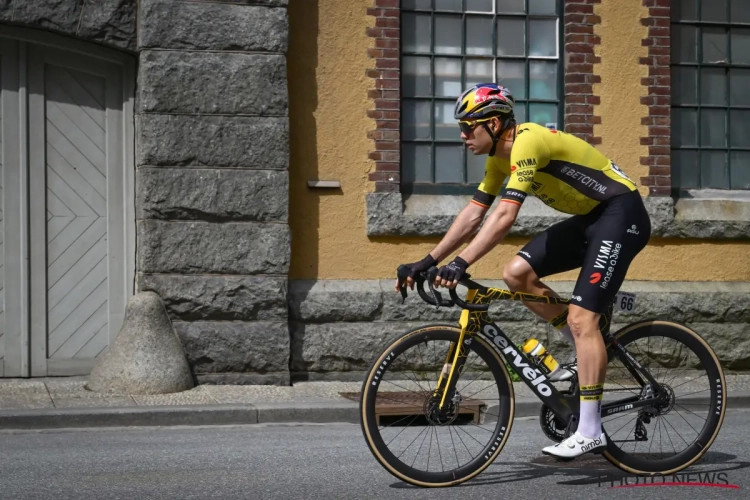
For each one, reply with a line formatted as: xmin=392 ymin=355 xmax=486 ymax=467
xmin=482 ymin=324 xmax=552 ymax=397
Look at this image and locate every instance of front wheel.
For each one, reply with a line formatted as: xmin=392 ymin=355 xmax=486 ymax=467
xmin=601 ymin=320 xmax=727 ymax=475
xmin=360 ymin=325 xmax=515 ymax=487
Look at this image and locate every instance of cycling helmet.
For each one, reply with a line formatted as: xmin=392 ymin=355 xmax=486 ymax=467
xmin=454 ymin=83 xmax=515 ymax=121
xmin=454 ymin=84 xmax=516 ymax=156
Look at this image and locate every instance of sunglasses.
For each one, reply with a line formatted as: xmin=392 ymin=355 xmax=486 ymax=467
xmin=458 ymin=117 xmax=495 ymax=135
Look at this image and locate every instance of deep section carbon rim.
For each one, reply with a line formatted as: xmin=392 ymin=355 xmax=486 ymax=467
xmin=361 ymin=328 xmax=514 ymax=486
xmin=602 ymin=321 xmax=725 ymax=474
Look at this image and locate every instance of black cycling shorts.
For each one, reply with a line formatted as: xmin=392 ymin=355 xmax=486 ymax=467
xmin=516 ymin=190 xmax=651 ymax=314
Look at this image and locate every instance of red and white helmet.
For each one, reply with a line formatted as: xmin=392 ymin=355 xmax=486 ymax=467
xmin=454 ymin=83 xmax=515 ymax=121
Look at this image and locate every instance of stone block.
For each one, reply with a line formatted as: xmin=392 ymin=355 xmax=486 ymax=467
xmin=289 ymin=320 xmax=561 ymax=375
xmin=88 ymin=292 xmax=194 ymax=395
xmin=137 ymin=220 xmax=290 ymax=275
xmin=78 ymin=0 xmax=137 ymax=51
xmin=644 ymin=196 xmax=674 ymax=237
xmin=137 ymin=114 xmax=288 ymax=169
xmin=139 ymin=51 xmax=287 ymax=115
xmin=138 ymin=274 xmax=288 ymax=321
xmin=290 ymin=322 xmax=426 ymax=373
xmin=10 ymin=0 xmax=83 ymax=34
xmin=0 ymin=0 xmax=13 ymax=21
xmin=378 ymin=281 xmax=543 ymax=323
xmin=139 ymin=0 xmax=287 ymax=52
xmin=288 ymin=280 xmax=383 ymax=322
xmin=196 ymin=373 xmax=290 ymax=385
xmin=610 ymin=322 xmax=750 ymax=370
xmin=137 ymin=168 xmax=288 ymax=222
xmin=188 ymin=0 xmax=288 ymax=6
xmin=174 ymin=321 xmax=290 ymax=374
xmin=615 ymin=291 xmax=750 ymax=324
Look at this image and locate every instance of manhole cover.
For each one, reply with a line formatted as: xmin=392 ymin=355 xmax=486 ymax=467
xmin=340 ymin=391 xmax=486 ymax=425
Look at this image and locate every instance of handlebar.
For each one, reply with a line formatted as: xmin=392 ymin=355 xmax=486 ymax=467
xmin=397 ymin=265 xmax=490 ymax=311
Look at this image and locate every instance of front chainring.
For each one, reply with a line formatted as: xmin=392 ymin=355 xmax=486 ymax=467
xmin=539 ymin=404 xmax=569 ymax=443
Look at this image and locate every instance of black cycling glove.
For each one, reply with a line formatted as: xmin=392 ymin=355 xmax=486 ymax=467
xmin=437 ymin=257 xmax=469 ymax=284
xmin=403 ymin=254 xmax=438 ymax=280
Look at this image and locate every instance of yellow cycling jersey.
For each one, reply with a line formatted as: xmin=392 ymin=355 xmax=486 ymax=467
xmin=472 ymin=122 xmax=638 ymax=215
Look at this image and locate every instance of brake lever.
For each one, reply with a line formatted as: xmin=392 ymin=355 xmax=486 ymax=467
xmin=396 ymin=265 xmax=410 ymax=304
xmin=425 ymin=267 xmax=445 ymax=309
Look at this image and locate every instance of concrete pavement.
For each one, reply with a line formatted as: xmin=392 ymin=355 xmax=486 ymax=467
xmin=1 ymin=414 xmax=749 ymax=499
xmin=1 ymin=374 xmax=750 ymax=429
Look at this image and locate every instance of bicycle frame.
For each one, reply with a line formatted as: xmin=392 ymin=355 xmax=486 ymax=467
xmin=432 ymin=286 xmax=668 ymax=424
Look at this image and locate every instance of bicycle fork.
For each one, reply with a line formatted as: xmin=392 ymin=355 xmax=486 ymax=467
xmin=434 ymin=308 xmax=474 ymax=410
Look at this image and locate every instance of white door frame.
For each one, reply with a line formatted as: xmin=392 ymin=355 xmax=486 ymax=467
xmin=0 ymin=27 xmax=135 ymax=377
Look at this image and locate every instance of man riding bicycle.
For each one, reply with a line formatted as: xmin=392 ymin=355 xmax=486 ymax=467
xmin=395 ymin=83 xmax=652 ymax=460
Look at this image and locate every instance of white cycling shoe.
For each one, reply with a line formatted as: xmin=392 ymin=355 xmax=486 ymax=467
xmin=542 ymin=430 xmax=607 ymax=460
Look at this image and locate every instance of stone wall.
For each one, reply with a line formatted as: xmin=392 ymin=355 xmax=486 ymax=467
xmin=0 ymin=0 xmax=137 ymax=51
xmin=289 ymin=280 xmax=750 ymax=381
xmin=135 ymin=0 xmax=291 ymax=385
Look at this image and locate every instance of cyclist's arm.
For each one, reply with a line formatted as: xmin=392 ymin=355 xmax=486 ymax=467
xmin=457 ymin=131 xmax=550 ymax=264
xmin=429 ymin=162 xmax=506 ymax=262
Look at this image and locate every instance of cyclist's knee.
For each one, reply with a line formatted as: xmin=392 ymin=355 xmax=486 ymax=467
xmin=568 ymin=306 xmax=600 ymax=338
xmin=502 ymin=257 xmax=537 ymax=291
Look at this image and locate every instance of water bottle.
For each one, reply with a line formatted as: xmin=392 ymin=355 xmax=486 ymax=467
xmin=521 ymin=338 xmax=560 ymax=378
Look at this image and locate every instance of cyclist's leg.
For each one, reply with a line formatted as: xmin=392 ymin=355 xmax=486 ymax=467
xmin=569 ymin=191 xmax=651 ymax=439
xmin=503 ymin=214 xmax=589 ymax=324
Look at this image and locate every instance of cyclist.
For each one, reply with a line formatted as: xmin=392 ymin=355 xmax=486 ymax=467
xmin=395 ymin=83 xmax=651 ymax=459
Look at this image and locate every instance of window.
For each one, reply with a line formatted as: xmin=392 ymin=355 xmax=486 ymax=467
xmin=400 ymin=0 xmax=563 ymax=194
xmin=671 ymin=0 xmax=750 ymax=191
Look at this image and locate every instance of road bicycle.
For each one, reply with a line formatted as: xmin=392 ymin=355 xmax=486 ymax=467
xmin=359 ymin=267 xmax=727 ymax=487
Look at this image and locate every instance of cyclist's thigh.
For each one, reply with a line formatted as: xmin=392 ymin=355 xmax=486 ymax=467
xmin=517 ymin=213 xmax=590 ymax=279
xmin=573 ymin=192 xmax=651 ymax=313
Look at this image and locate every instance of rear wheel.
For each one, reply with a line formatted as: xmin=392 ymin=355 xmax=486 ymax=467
xmin=601 ymin=320 xmax=726 ymax=474
xmin=360 ymin=325 xmax=515 ymax=487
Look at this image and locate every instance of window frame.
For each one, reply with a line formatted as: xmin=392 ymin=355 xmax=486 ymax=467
xmin=670 ymin=0 xmax=750 ymax=194
xmin=399 ymin=0 xmax=565 ymax=195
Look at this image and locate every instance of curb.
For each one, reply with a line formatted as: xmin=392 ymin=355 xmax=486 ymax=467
xmin=0 ymin=393 xmax=748 ymax=430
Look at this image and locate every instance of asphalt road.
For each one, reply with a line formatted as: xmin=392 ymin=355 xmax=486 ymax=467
xmin=1 ymin=410 xmax=748 ymax=500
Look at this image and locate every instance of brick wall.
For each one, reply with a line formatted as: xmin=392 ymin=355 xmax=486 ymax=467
xmin=366 ymin=0 xmax=400 ymax=193
xmin=564 ymin=0 xmax=602 ymax=145
xmin=639 ymin=0 xmax=671 ymax=196
xmin=366 ymin=0 xmax=608 ymax=192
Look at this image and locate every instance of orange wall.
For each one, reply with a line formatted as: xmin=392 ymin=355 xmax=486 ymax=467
xmin=287 ymin=0 xmax=750 ymax=281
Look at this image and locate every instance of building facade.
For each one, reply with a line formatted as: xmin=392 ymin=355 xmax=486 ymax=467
xmin=0 ymin=0 xmax=748 ymax=383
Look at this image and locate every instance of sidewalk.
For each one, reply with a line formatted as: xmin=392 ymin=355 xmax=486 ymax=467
xmin=1 ymin=374 xmax=750 ymax=429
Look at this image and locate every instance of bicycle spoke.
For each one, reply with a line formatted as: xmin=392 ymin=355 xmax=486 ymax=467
xmin=410 ymin=425 xmax=431 ymax=468
xmin=673 ymin=403 xmax=708 ymax=423
xmin=427 ymin=425 xmax=434 ymax=472
xmin=415 ymin=343 xmax=434 ymax=394
xmin=672 ymin=387 xmax=710 ymax=398
xmin=448 ymin=427 xmax=461 ymax=468
xmin=452 ymin=424 xmax=475 ymax=458
xmin=434 ymin=426 xmax=445 ymax=472
xmin=661 ymin=414 xmax=692 ymax=448
xmin=384 ymin=414 xmax=423 ymax=447
xmin=661 ymin=415 xmax=678 ymax=457
xmin=453 ymin=423 xmax=489 ymax=447
xmin=671 ymin=376 xmax=710 ymax=392
xmin=609 ymin=413 xmax=638 ymax=440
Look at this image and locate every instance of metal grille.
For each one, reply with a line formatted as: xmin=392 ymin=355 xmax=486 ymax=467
xmin=401 ymin=0 xmax=563 ymax=194
xmin=671 ymin=0 xmax=750 ymax=191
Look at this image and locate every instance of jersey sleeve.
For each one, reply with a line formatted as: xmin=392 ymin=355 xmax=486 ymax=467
xmin=472 ymin=157 xmax=507 ymax=209
xmin=501 ymin=129 xmax=551 ymax=206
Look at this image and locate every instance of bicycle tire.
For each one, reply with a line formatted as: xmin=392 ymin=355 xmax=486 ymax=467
xmin=601 ymin=320 xmax=726 ymax=475
xmin=360 ymin=325 xmax=515 ymax=487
